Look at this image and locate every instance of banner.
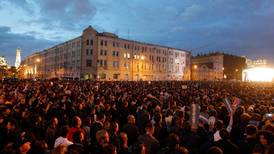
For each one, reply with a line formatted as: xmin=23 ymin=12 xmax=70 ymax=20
xmin=199 ymin=112 xmax=209 ymax=124
xmin=232 ymin=97 xmax=241 ymax=111
xmin=223 ymin=98 xmax=233 ymax=113
xmin=190 ymin=104 xmax=200 ymax=128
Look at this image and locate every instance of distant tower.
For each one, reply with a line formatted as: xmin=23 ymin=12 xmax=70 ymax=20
xmin=15 ymin=48 xmax=21 ymax=68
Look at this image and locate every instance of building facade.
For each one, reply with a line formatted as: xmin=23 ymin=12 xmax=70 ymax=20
xmin=191 ymin=53 xmax=246 ymax=81
xmin=21 ymin=26 xmax=191 ymax=80
xmin=246 ymin=58 xmax=267 ymax=68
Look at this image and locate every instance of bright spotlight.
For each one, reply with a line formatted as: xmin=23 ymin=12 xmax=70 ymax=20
xmin=243 ymin=67 xmax=274 ymax=82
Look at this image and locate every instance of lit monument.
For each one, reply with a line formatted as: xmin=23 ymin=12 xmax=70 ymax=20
xmin=15 ymin=48 xmax=21 ymax=68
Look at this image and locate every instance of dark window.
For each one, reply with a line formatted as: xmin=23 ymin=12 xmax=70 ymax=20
xmin=113 ymin=74 xmax=118 ymax=79
xmin=86 ymin=40 xmax=89 ymax=45
xmin=113 ymin=42 xmax=115 ymax=47
xmin=104 ymin=50 xmax=107 ymax=56
xmin=90 ymin=39 xmax=93 ymax=45
xmin=112 ymin=51 xmax=115 ymax=56
xmin=86 ymin=49 xmax=89 ymax=55
xmin=104 ymin=60 xmax=107 ymax=66
xmin=86 ymin=59 xmax=92 ymax=67
xmin=104 ymin=41 xmax=107 ymax=46
xmin=101 ymin=40 xmax=104 ymax=46
xmin=100 ymin=50 xmax=103 ymax=56
xmin=116 ymin=51 xmax=119 ymax=57
xmin=90 ymin=49 xmax=93 ymax=55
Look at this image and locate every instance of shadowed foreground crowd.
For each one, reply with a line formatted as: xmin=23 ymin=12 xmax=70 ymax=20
xmin=0 ymin=80 xmax=273 ymax=154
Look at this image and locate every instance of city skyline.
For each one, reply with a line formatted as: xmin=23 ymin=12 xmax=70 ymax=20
xmin=0 ymin=0 xmax=274 ymax=66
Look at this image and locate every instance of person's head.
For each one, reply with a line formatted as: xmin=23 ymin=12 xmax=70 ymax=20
xmin=207 ymin=146 xmax=223 ymax=154
xmin=96 ymin=129 xmax=109 ymax=146
xmin=262 ymin=124 xmax=274 ymax=132
xmin=154 ymin=112 xmax=162 ymax=124
xmin=167 ymin=133 xmax=180 ymax=150
xmin=110 ymin=122 xmax=119 ymax=134
xmin=145 ymin=121 xmax=155 ymax=135
xmin=19 ymin=141 xmax=31 ymax=154
xmin=35 ymin=140 xmax=48 ymax=152
xmin=258 ymin=130 xmax=273 ymax=146
xmin=245 ymin=124 xmax=257 ymax=137
xmin=83 ymin=116 xmax=92 ymax=127
xmin=59 ymin=126 xmax=69 ymax=138
xmin=219 ymin=128 xmax=230 ymax=140
xmin=72 ymin=116 xmax=82 ymax=128
xmin=155 ymin=105 xmax=161 ymax=113
xmin=0 ymin=114 xmax=4 ymax=124
xmin=51 ymin=145 xmax=67 ymax=154
xmin=3 ymin=107 xmax=11 ymax=116
xmin=132 ymin=143 xmax=146 ymax=154
xmin=72 ymin=131 xmax=84 ymax=144
xmin=103 ymin=144 xmax=117 ymax=154
xmin=50 ymin=117 xmax=58 ymax=127
xmin=96 ymin=113 xmax=106 ymax=123
xmin=6 ymin=119 xmax=17 ymax=131
xmin=215 ymin=120 xmax=224 ymax=130
xmin=120 ymin=132 xmax=128 ymax=145
xmin=127 ymin=115 xmax=135 ymax=125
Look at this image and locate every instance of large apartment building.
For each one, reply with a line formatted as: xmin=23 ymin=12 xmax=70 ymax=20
xmin=21 ymin=26 xmax=191 ymax=81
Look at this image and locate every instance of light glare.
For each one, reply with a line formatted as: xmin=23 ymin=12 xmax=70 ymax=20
xmin=243 ymin=67 xmax=274 ymax=82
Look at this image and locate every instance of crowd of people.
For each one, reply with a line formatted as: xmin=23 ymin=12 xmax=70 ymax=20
xmin=0 ymin=79 xmax=273 ymax=154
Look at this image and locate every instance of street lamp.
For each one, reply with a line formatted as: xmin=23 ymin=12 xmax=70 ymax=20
xmin=36 ymin=58 xmax=41 ymax=63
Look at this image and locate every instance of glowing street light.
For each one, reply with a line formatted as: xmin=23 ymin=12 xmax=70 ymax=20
xmin=36 ymin=58 xmax=41 ymax=63
xmin=140 ymin=56 xmax=145 ymax=60
xmin=193 ymin=65 xmax=198 ymax=69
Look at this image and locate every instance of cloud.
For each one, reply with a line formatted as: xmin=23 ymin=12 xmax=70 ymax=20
xmin=0 ymin=26 xmax=56 ymax=65
xmin=35 ymin=0 xmax=97 ymax=31
xmin=180 ymin=4 xmax=204 ymax=21
xmin=0 ymin=0 xmax=274 ymax=65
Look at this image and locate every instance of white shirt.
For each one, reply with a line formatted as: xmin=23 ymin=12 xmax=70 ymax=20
xmin=54 ymin=136 xmax=73 ymax=148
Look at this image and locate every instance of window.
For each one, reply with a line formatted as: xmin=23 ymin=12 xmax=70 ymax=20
xmin=86 ymin=59 xmax=92 ymax=67
xmin=104 ymin=50 xmax=107 ymax=56
xmin=90 ymin=49 xmax=93 ymax=55
xmin=112 ymin=61 xmax=119 ymax=68
xmin=100 ymin=40 xmax=104 ymax=46
xmin=124 ymin=62 xmax=130 ymax=69
xmin=100 ymin=50 xmax=104 ymax=56
xmin=86 ymin=49 xmax=89 ymax=55
xmin=112 ymin=51 xmax=119 ymax=57
xmin=113 ymin=74 xmax=119 ymax=79
xmin=90 ymin=39 xmax=93 ymax=45
xmin=113 ymin=42 xmax=115 ymax=47
xmin=104 ymin=41 xmax=107 ymax=46
xmin=104 ymin=60 xmax=107 ymax=67
xmin=86 ymin=40 xmax=89 ymax=45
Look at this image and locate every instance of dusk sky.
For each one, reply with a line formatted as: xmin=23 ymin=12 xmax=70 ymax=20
xmin=0 ymin=0 xmax=273 ymax=66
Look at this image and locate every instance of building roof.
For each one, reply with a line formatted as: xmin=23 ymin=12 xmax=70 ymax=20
xmin=26 ymin=26 xmax=191 ymax=59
